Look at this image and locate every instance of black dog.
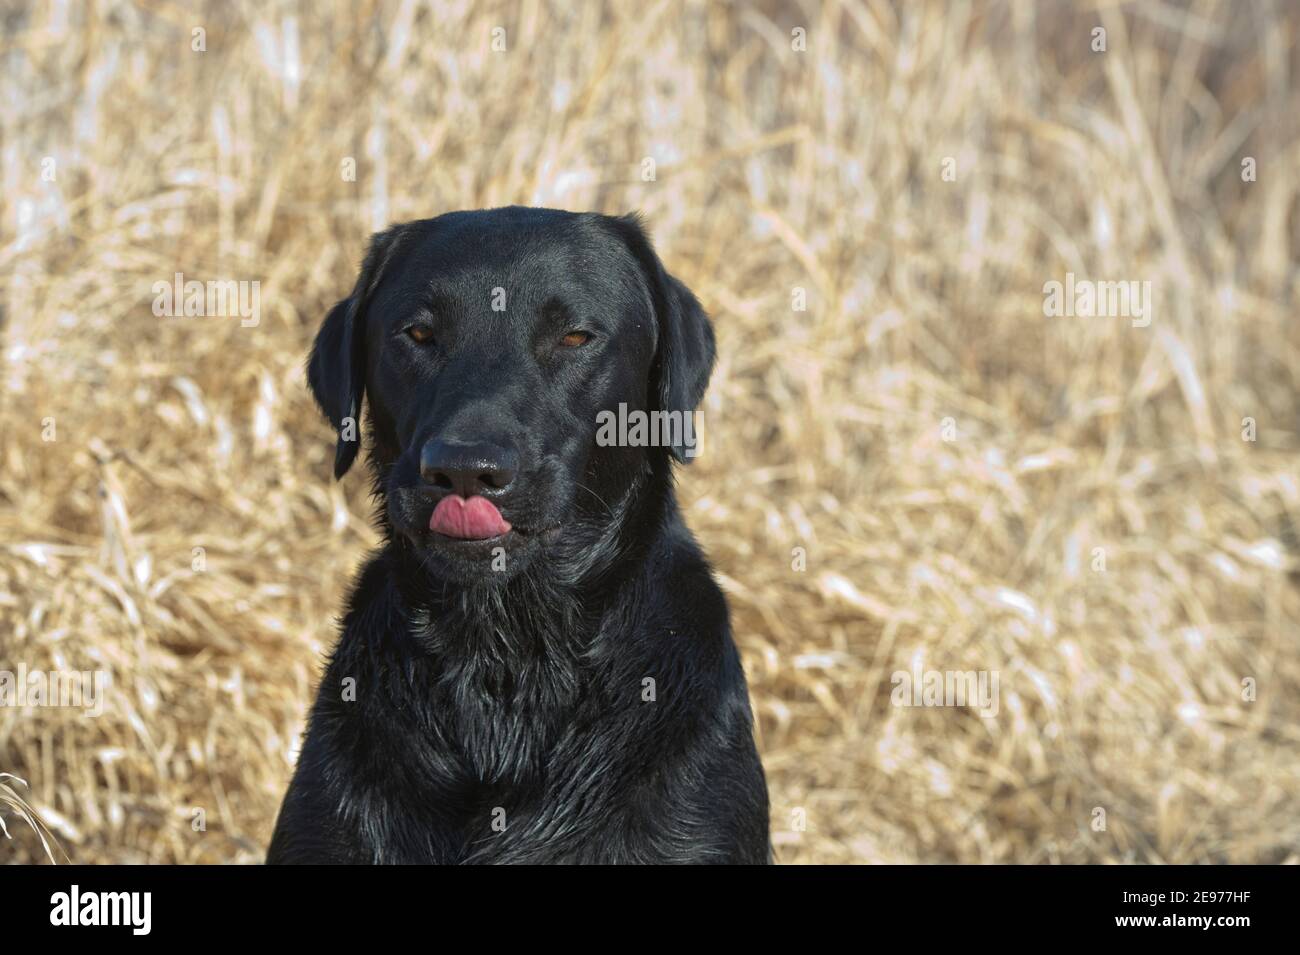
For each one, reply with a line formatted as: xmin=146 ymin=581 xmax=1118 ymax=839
xmin=267 ymin=207 xmax=769 ymax=864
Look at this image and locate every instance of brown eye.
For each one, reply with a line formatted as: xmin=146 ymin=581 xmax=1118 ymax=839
xmin=406 ymin=325 xmax=435 ymax=344
xmin=559 ymin=331 xmax=590 ymax=348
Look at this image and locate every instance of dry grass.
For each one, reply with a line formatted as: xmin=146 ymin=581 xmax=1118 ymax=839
xmin=2 ymin=0 xmax=1299 ymax=864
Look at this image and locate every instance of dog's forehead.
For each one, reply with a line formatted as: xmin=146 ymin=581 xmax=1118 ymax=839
xmin=392 ymin=212 xmax=642 ymax=314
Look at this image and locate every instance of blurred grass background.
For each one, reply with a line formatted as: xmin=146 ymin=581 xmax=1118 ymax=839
xmin=2 ymin=0 xmax=1299 ymax=863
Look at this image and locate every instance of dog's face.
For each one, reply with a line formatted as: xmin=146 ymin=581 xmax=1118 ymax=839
xmin=307 ymin=207 xmax=715 ymax=583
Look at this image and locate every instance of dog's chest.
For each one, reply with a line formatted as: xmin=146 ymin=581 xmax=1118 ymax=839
xmin=345 ymin=672 xmax=603 ymax=862
xmin=329 ymin=585 xmax=651 ymax=861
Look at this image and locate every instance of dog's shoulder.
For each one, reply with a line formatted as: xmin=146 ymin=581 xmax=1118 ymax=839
xmin=595 ymin=514 xmax=751 ymax=723
xmin=645 ymin=516 xmax=732 ymax=645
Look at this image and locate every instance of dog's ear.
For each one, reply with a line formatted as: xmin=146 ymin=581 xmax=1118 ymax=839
xmin=308 ymin=225 xmax=408 ymax=478
xmin=607 ymin=213 xmax=716 ymax=463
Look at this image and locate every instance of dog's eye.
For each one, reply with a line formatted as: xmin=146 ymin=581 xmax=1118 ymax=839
xmin=559 ymin=331 xmax=591 ymax=348
xmin=406 ymin=325 xmax=435 ymax=344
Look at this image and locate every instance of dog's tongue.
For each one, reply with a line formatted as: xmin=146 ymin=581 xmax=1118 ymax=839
xmin=429 ymin=495 xmax=511 ymax=540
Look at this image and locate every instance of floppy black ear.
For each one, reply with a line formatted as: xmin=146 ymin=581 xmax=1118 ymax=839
xmin=307 ymin=226 xmax=407 ymax=479
xmin=608 ymin=214 xmax=716 ymax=463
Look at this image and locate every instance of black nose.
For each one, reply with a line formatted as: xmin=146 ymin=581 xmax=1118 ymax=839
xmin=419 ymin=439 xmax=518 ymax=497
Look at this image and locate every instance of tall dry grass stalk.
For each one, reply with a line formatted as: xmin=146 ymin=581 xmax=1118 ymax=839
xmin=0 ymin=774 xmax=61 ymax=862
xmin=1 ymin=1 xmax=1298 ymax=863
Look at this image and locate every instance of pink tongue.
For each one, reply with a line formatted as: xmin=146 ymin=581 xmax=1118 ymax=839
xmin=429 ymin=495 xmax=511 ymax=540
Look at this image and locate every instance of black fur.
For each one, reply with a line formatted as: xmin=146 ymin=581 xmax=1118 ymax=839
xmin=268 ymin=207 xmax=769 ymax=864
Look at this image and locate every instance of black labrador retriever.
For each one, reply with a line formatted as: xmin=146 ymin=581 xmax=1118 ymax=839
xmin=267 ymin=207 xmax=770 ymax=863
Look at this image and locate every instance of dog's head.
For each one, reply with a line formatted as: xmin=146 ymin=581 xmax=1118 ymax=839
xmin=307 ymin=207 xmax=714 ymax=583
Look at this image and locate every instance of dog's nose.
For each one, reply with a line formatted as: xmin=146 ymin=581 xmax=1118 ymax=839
xmin=419 ymin=439 xmax=518 ymax=496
